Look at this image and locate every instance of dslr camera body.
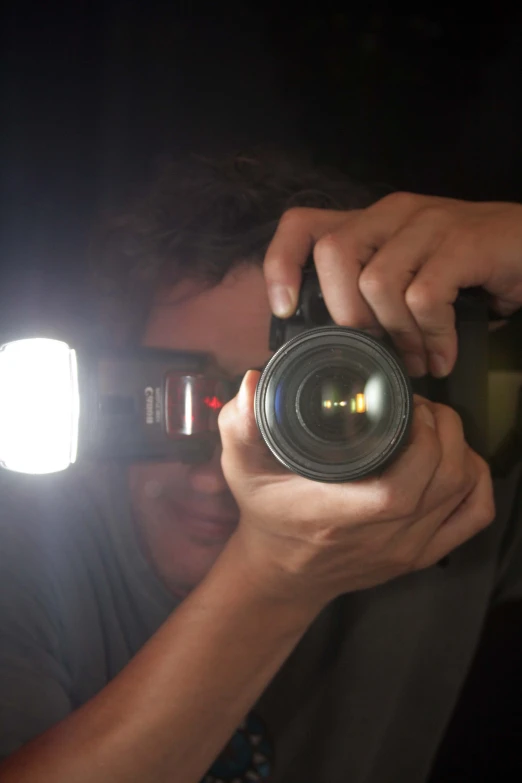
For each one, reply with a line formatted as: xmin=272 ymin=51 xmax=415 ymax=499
xmin=254 ymin=262 xmax=489 ymax=482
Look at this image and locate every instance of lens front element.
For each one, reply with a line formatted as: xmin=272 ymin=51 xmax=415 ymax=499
xmin=255 ymin=327 xmax=412 ymax=482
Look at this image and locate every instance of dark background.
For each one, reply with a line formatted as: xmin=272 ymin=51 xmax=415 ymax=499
xmin=1 ymin=2 xmax=522 ymax=779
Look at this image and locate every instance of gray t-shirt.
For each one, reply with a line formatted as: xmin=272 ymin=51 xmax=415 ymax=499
xmin=0 ymin=461 xmax=521 ymax=783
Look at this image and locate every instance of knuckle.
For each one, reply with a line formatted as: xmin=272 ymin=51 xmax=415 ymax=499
xmin=278 ymin=206 xmax=311 ymax=231
xmin=467 ymin=492 xmax=495 ymax=535
xmin=392 ymin=542 xmax=419 ymax=574
xmin=414 ymin=204 xmax=451 ymax=226
xmin=358 ymin=266 xmax=390 ymax=299
xmin=377 ymin=191 xmax=418 ymax=212
xmin=372 ymin=481 xmax=418 ymax=521
xmin=404 ymin=280 xmax=439 ymax=317
xmin=415 ymin=549 xmax=440 ymax=571
xmin=474 ymin=452 xmax=492 ymax=479
xmin=477 ymin=500 xmax=496 ymax=531
xmin=314 ymin=232 xmax=346 ymax=261
xmin=440 ymin=403 xmax=465 ymax=437
xmin=437 ymin=460 xmax=469 ymax=499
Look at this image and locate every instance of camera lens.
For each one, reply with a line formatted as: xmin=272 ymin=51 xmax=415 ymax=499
xmin=297 ymin=367 xmax=381 ymax=442
xmin=255 ymin=327 xmax=412 ymax=483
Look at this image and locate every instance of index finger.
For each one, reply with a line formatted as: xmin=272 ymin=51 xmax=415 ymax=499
xmin=263 ymin=207 xmax=351 ymax=317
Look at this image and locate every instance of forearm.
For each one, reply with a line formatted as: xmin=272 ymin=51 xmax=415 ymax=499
xmin=0 ymin=533 xmax=319 ymax=783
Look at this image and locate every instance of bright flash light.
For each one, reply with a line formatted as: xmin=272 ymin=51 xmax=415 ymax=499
xmin=0 ymin=339 xmax=79 ymax=474
xmin=364 ymin=373 xmax=385 ymax=421
xmin=323 ymin=400 xmax=332 ymax=409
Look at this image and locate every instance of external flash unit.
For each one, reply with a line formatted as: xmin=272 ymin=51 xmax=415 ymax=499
xmin=0 ymin=338 xmax=235 ymax=474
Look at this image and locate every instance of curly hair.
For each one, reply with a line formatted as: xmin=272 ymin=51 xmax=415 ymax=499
xmin=88 ymin=149 xmax=377 ymax=346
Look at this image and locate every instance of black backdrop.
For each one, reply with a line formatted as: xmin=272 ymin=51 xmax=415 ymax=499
xmin=1 ymin=3 xmax=522 ymax=779
xmin=2 ymin=2 xmax=522 ymax=337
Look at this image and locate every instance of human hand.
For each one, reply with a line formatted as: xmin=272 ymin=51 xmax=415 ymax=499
xmin=264 ymin=194 xmax=522 ymax=378
xmin=219 ymin=371 xmax=495 ymax=609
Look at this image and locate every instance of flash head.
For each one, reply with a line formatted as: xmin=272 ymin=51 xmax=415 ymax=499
xmin=0 ymin=338 xmax=236 ymax=475
xmin=0 ymin=338 xmax=80 ymax=474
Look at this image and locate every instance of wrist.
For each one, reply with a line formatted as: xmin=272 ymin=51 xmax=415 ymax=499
xmin=219 ymin=526 xmax=330 ymax=627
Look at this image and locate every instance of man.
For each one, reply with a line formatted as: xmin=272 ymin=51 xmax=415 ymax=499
xmin=0 ymin=153 xmax=521 ymax=783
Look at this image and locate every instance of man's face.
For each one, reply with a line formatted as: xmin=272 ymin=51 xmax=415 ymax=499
xmin=129 ymin=263 xmax=273 ymax=598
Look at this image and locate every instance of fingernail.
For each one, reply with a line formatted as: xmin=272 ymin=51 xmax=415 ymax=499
xmin=237 ymin=371 xmax=250 ymax=411
xmin=269 ymin=284 xmax=295 ymax=318
xmin=429 ymin=353 xmax=449 ymax=378
xmin=404 ymin=353 xmax=427 ymax=378
xmin=418 ymin=404 xmax=436 ymax=429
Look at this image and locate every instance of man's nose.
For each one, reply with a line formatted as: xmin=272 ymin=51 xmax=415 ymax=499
xmin=188 ymin=444 xmax=229 ymax=495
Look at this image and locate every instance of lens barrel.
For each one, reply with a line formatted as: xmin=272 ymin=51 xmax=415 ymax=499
xmin=255 ymin=327 xmax=412 ymax=482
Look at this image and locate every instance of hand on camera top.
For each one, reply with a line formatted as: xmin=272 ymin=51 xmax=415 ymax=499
xmin=219 ymin=372 xmax=494 ymax=610
xmin=264 ymin=193 xmax=522 ymax=378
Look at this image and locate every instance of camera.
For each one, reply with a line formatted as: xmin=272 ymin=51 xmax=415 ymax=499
xmin=254 ymin=262 xmax=489 ymax=483
xmin=0 ymin=265 xmax=488 ymax=478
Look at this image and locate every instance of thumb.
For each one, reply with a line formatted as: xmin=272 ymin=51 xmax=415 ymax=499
xmin=219 ymin=370 xmax=271 ymax=476
xmin=235 ymin=369 xmax=262 ymax=441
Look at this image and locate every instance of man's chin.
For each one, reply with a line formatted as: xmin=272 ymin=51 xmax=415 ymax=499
xmin=152 ymin=528 xmax=233 ymax=600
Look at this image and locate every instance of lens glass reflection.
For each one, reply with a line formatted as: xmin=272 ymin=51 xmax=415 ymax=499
xmin=256 ymin=327 xmax=412 ymax=482
xmin=296 ymin=367 xmax=389 ymax=443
